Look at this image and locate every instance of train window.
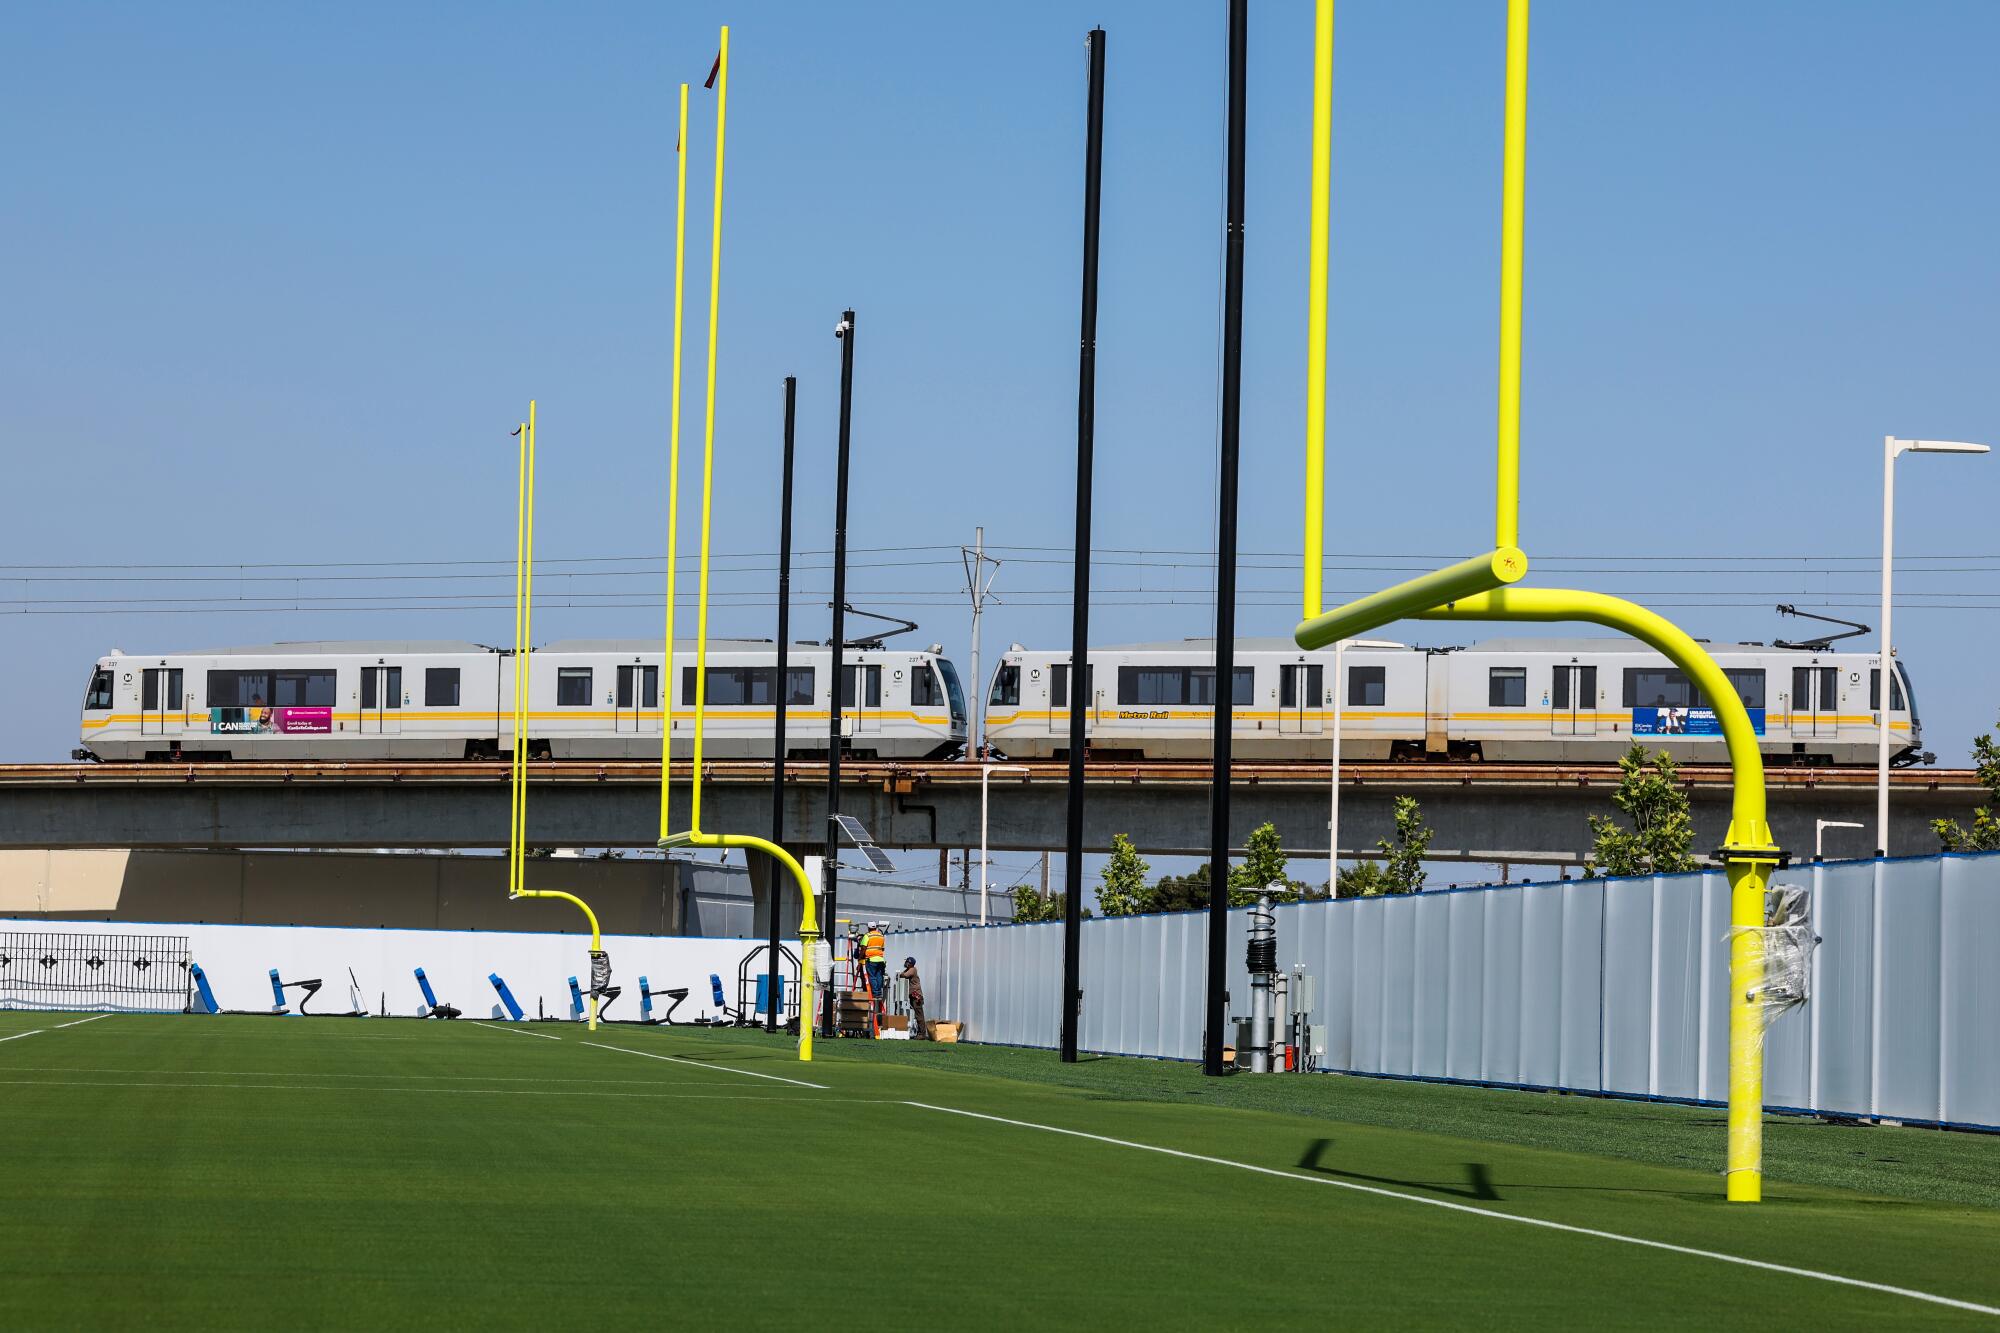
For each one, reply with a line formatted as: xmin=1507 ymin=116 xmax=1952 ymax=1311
xmin=142 ymin=668 xmax=180 ymax=710
xmin=911 ymin=666 xmax=941 ymax=707
xmin=275 ymin=671 xmax=336 ymax=707
xmin=360 ymin=667 xmax=401 ymax=710
xmin=1488 ymin=668 xmax=1527 ymax=707
xmin=557 ymin=667 xmax=593 ymax=706
xmin=839 ymin=665 xmax=882 ymax=709
xmin=207 ymin=670 xmax=274 ymax=708
xmin=682 ymin=667 xmax=812 ymax=706
xmin=1868 ymin=669 xmax=1906 ymax=712
xmin=938 ymin=660 xmax=967 ymax=723
xmin=425 ymin=668 xmax=462 ymax=707
xmin=1723 ymin=669 xmax=1765 ymax=710
xmin=1116 ymin=666 xmax=1254 ymax=706
xmin=990 ymin=663 xmax=1020 ymax=707
xmin=83 ymin=669 xmax=115 ymax=711
xmin=1279 ymin=665 xmax=1323 ymax=709
xmin=1622 ymin=668 xmax=1697 ymax=709
xmin=1347 ymin=666 xmax=1386 ymax=708
xmin=1051 ymin=664 xmax=1095 ymax=708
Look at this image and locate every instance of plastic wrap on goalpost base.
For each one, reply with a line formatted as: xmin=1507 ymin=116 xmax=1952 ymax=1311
xmin=1727 ymin=884 xmax=1821 ymax=1171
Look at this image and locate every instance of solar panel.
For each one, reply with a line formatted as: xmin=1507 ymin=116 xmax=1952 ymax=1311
xmin=830 ymin=814 xmax=895 ymax=874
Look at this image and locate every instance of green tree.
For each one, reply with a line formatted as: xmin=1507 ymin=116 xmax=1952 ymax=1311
xmin=1011 ymin=888 xmax=1060 ymax=923
xmin=1377 ymin=796 xmax=1433 ymax=894
xmin=1933 ymin=717 xmax=2000 ymax=852
xmin=1149 ymin=863 xmax=1210 ymax=913
xmin=1334 ymin=859 xmax=1393 ymax=898
xmin=1096 ymin=833 xmax=1153 ymax=916
xmin=1226 ymin=821 xmax=1307 ymax=905
xmin=1586 ymin=741 xmax=1699 ymax=876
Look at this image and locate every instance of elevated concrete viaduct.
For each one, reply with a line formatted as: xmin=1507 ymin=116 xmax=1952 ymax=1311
xmin=0 ymin=761 xmax=1976 ymax=866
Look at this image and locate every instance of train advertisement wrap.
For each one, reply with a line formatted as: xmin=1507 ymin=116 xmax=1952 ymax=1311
xmin=210 ymin=707 xmax=333 ymax=736
xmin=1632 ymin=707 xmax=1766 ymax=738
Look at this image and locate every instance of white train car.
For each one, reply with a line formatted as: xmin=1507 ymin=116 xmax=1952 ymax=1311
xmin=982 ymin=637 xmax=1920 ymax=766
xmin=77 ymin=639 xmax=967 ymax=762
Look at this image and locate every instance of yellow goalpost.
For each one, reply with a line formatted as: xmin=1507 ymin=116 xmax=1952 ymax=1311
xmin=1295 ymin=0 xmax=1778 ymax=1201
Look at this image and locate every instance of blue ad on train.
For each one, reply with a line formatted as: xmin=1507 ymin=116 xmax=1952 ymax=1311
xmin=1631 ymin=707 xmax=1766 ymax=737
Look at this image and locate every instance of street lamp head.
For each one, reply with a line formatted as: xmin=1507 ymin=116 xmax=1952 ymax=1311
xmin=1889 ymin=436 xmax=1991 ymax=458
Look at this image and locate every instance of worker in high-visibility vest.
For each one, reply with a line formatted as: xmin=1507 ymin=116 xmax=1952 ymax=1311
xmin=862 ymin=924 xmax=888 ymax=1013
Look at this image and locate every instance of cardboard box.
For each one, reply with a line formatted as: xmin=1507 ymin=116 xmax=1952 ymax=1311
xmin=880 ymin=1014 xmax=910 ymax=1032
xmin=929 ymin=1021 xmax=962 ymax=1044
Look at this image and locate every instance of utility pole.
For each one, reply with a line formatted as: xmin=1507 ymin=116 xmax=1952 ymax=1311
xmin=960 ymin=526 xmax=1002 ymax=760
xmin=1061 ymin=26 xmax=1106 ymax=1064
xmin=1204 ymin=0 xmax=1248 ymax=1078
xmin=766 ymin=374 xmax=796 ymax=1033
xmin=821 ymin=309 xmax=856 ymax=1036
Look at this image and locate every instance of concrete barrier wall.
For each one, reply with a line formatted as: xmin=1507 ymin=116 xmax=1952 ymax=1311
xmin=0 ymin=915 xmax=794 ymax=1025
xmin=0 ymin=849 xmax=682 ymax=934
xmin=890 ymin=852 xmax=2000 ymax=1130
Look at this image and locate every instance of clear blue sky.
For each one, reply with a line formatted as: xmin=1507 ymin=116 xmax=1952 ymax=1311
xmin=5 ymin=0 xmax=1997 ymax=803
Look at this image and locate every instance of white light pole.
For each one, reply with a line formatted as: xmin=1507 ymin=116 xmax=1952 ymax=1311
xmin=1878 ymin=437 xmax=1989 ymax=854
xmin=1328 ymin=639 xmax=1400 ymax=890
xmin=979 ymin=762 xmax=1030 ymax=924
xmin=1815 ymin=819 xmax=1864 ymax=861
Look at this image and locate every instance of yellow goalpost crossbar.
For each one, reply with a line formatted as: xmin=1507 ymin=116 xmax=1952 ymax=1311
xmin=1294 ymin=0 xmax=1777 ymax=1201
xmin=506 ymin=401 xmax=606 ymax=1031
xmin=658 ymin=25 xmax=823 ymax=1061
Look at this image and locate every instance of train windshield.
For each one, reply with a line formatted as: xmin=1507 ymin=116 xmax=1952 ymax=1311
xmin=937 ymin=660 xmax=967 ymax=725
xmin=83 ymin=668 xmax=114 ymax=711
xmin=1896 ymin=662 xmax=1920 ymax=725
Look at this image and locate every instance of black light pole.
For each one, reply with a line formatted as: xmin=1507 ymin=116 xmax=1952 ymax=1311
xmin=767 ymin=375 xmax=797 ymax=1033
xmin=821 ymin=311 xmax=856 ymax=1037
xmin=1061 ymin=28 xmax=1106 ymax=1065
xmin=1203 ymin=0 xmax=1248 ymax=1078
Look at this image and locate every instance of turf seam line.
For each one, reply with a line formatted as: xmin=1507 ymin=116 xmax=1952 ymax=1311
xmin=902 ymin=1102 xmax=2000 ymax=1319
xmin=469 ymin=1021 xmax=563 ymax=1041
xmin=580 ymin=1041 xmax=830 ymax=1090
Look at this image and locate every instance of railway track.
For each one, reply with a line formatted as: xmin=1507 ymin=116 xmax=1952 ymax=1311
xmin=0 ymin=759 xmax=1977 ymax=790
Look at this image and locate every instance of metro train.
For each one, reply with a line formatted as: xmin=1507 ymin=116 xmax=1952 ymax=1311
xmin=76 ymin=639 xmax=967 ymax=762
xmin=981 ymin=637 xmax=1922 ymax=767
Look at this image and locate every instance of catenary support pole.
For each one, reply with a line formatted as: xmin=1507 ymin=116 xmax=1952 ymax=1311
xmin=1203 ymin=0 xmax=1248 ymax=1078
xmin=1061 ymin=27 xmax=1106 ymax=1064
xmin=767 ymin=374 xmax=796 ymax=1032
xmin=822 ymin=309 xmax=856 ymax=1037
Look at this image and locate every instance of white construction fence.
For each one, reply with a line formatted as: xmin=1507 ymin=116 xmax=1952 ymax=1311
xmin=888 ymin=852 xmax=2000 ymax=1131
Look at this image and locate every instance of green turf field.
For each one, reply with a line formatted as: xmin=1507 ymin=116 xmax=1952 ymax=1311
xmin=2 ymin=1010 xmax=1996 ymax=1328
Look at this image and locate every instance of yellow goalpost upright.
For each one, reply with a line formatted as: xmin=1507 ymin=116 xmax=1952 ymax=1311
xmin=1294 ymin=0 xmax=1778 ymax=1201
xmin=658 ymin=25 xmax=825 ymax=1061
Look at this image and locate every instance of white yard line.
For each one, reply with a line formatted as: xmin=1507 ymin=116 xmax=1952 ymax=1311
xmin=904 ymin=1102 xmax=2000 ymax=1320
xmin=581 ymin=1041 xmax=829 ymax=1090
xmin=0 ymin=1076 xmax=881 ymax=1103
xmin=469 ymin=1021 xmax=563 ymax=1041
xmin=0 ymin=1013 xmax=110 ymax=1044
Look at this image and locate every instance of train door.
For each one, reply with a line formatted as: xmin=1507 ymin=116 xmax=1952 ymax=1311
xmin=843 ymin=665 xmax=881 ymax=736
xmin=1279 ymin=664 xmax=1323 ymax=735
xmin=1790 ymin=665 xmax=1838 ymax=739
xmin=1047 ymin=663 xmax=1092 ymax=736
xmin=615 ymin=665 xmax=658 ymax=734
xmin=140 ymin=667 xmax=183 ymax=736
xmin=1550 ymin=665 xmax=1597 ymax=736
xmin=360 ymin=665 xmax=403 ymax=735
